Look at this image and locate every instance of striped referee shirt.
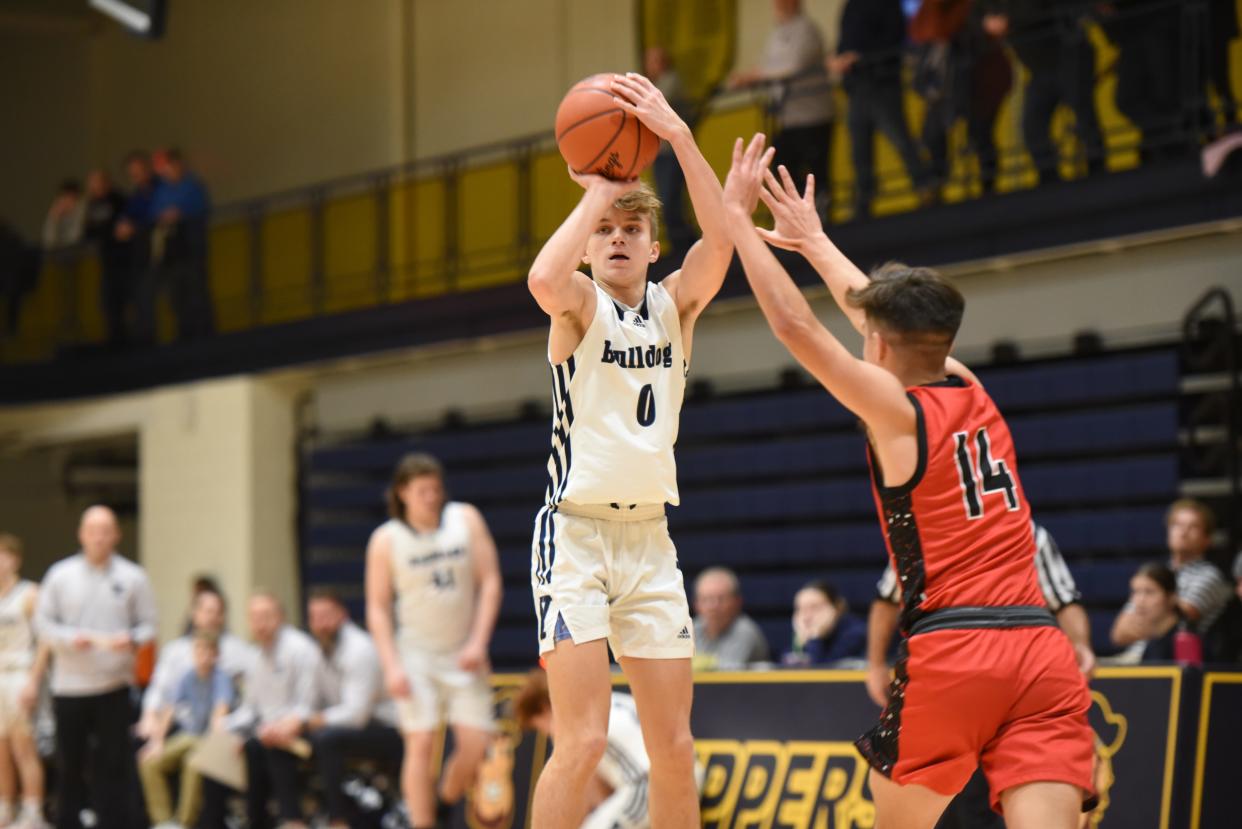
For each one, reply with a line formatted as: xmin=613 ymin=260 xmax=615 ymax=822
xmin=875 ymin=521 xmax=1080 ymax=611
xmin=1171 ymin=558 xmax=1231 ymax=634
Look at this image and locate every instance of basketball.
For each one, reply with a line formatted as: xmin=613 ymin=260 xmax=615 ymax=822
xmin=555 ymin=74 xmax=661 ymax=180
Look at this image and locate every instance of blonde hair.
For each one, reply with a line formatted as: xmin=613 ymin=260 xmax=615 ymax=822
xmin=1166 ymin=498 xmax=1216 ymax=536
xmin=613 ymin=183 xmax=662 ymax=239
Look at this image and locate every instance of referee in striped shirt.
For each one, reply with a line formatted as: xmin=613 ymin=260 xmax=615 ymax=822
xmin=865 ymin=520 xmax=1093 ymax=829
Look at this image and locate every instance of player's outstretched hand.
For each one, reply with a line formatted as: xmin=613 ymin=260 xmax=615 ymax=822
xmin=610 ymin=72 xmax=685 ymax=141
xmin=722 ymin=134 xmax=776 ymax=216
xmin=756 ymin=165 xmax=825 ymax=253
xmin=566 ymin=165 xmax=641 ymax=197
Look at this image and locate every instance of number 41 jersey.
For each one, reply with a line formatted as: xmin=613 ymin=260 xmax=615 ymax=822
xmin=868 ymin=377 xmax=1045 ymax=631
xmin=546 ymin=280 xmax=687 ymax=508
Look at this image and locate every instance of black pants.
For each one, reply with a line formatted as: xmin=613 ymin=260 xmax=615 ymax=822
xmin=200 ymin=738 xmax=303 ymax=829
xmin=99 ymin=258 xmax=133 ymax=346
xmin=652 ymin=149 xmax=694 ymax=256
xmin=772 ymin=121 xmax=833 ymax=209
xmin=53 ymin=688 xmax=136 ymax=829
xmin=1020 ymin=33 xmax=1105 ymax=183
xmin=845 ymin=72 xmax=929 ymax=214
xmin=311 ymin=722 xmax=405 ymax=827
xmin=135 ymin=257 xmax=216 ymax=344
xmin=1110 ymin=12 xmax=1182 ymax=160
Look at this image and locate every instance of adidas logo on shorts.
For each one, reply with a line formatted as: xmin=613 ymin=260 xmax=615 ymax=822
xmin=678 ymin=626 xmax=691 ymax=640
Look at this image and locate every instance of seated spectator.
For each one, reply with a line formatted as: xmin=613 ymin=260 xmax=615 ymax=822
xmin=200 ymin=591 xmax=321 ymax=829
xmin=782 ymin=580 xmax=866 ymax=666
xmin=729 ymin=0 xmax=835 ymax=220
xmin=832 ymin=0 xmax=932 ymax=217
xmin=138 ymin=631 xmax=234 ymax=829
xmin=516 ymin=669 xmax=660 ymax=829
xmin=41 ymin=179 xmax=84 ymax=253
xmin=136 ymin=148 xmax=214 ymax=343
xmin=81 ymin=170 xmax=132 ymax=346
xmin=1111 ymin=498 xmax=1231 ymax=647
xmin=692 ymin=567 xmax=769 ymax=670
xmin=304 ymin=589 xmax=402 ymax=829
xmin=138 ymin=587 xmax=254 ymax=740
xmin=1114 ymin=563 xmax=1183 ymax=664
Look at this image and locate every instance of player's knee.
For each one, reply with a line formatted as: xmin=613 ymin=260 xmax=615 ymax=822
xmin=646 ymin=727 xmax=696 ymax=773
xmin=555 ymin=729 xmax=608 ymax=769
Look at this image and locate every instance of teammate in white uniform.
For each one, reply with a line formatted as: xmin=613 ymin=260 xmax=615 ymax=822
xmin=516 ymin=670 xmax=656 ymax=829
xmin=0 ymin=534 xmax=46 ymax=829
xmin=527 ymin=73 xmax=747 ymax=829
xmin=365 ymin=454 xmax=503 ymax=829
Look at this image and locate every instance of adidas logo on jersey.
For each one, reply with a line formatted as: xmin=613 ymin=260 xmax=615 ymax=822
xmin=628 ymin=313 xmax=646 ymax=329
xmin=678 ymin=626 xmax=692 ymax=640
xmin=600 ymin=339 xmax=673 ymax=369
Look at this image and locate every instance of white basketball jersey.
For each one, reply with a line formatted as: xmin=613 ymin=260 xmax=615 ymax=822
xmin=547 ymin=280 xmax=687 ymax=508
xmin=596 ymin=692 xmax=650 ymax=790
xmin=386 ymin=503 xmax=476 ymax=655
xmin=0 ymin=581 xmax=35 ymax=671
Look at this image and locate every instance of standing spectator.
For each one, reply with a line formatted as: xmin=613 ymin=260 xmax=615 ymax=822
xmin=782 ymin=580 xmax=866 ymax=665
xmin=729 ymin=0 xmax=835 ymax=219
xmin=1098 ymin=0 xmax=1184 ymax=163
xmin=0 ymin=534 xmax=48 ymax=829
xmin=41 ymin=180 xmax=84 ymax=252
xmin=0 ymin=218 xmax=40 ymax=339
xmin=137 ymin=587 xmax=253 ymax=741
xmin=1111 ymin=498 xmax=1231 ymax=647
xmin=691 ymin=567 xmax=770 ymax=670
xmin=137 ymin=631 xmax=233 ymax=829
xmin=365 ymin=454 xmax=501 ymax=829
xmin=137 ymin=148 xmax=214 ymax=343
xmin=832 ymin=0 xmax=934 ymax=217
xmin=305 ymin=589 xmax=403 ymax=829
xmin=912 ymin=0 xmax=1012 ymax=193
xmin=986 ymin=0 xmax=1104 ymax=183
xmin=645 ymin=47 xmax=700 ymax=255
xmin=35 ymin=505 xmax=158 ymax=829
xmin=200 ymin=592 xmax=321 ymax=829
xmin=1114 ymin=563 xmax=1183 ymax=663
xmin=1204 ymin=0 xmax=1238 ymax=134
xmin=81 ymin=170 xmax=132 ymax=346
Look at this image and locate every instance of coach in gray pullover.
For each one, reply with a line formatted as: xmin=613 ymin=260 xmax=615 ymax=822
xmin=35 ymin=505 xmax=157 ymax=829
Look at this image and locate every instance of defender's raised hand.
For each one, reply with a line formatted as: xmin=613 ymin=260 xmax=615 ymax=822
xmin=756 ymin=165 xmax=826 ymax=253
xmin=610 ymin=72 xmax=686 ymax=141
xmin=722 ymin=134 xmax=776 ymax=216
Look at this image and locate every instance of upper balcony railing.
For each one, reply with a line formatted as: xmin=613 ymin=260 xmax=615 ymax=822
xmin=0 ymin=0 xmax=1229 ymax=366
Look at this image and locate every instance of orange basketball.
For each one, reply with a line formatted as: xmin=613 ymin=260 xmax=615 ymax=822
xmin=555 ymin=74 xmax=661 ymax=180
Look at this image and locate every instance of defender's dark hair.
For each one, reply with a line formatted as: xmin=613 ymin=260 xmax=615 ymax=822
xmin=846 ymin=263 xmax=965 ymax=342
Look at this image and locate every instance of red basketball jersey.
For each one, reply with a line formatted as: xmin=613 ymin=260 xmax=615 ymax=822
xmin=868 ymin=377 xmax=1044 ymax=631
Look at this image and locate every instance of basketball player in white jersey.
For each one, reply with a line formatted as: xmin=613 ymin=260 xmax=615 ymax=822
xmin=365 ymin=454 xmax=502 ymax=829
xmin=0 ymin=535 xmax=46 ymax=829
xmin=527 ymin=73 xmax=751 ymax=829
xmin=516 ymin=669 xmax=667 ymax=829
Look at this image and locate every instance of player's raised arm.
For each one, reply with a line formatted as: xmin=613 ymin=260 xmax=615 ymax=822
xmin=757 ymin=166 xmax=980 ymax=387
xmin=527 ymin=174 xmax=638 ymax=319
xmin=611 ymin=72 xmax=732 ymax=322
xmin=722 ymin=135 xmax=913 ymax=434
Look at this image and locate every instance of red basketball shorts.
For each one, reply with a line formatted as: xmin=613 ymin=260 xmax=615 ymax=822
xmin=856 ymin=625 xmax=1095 ymax=813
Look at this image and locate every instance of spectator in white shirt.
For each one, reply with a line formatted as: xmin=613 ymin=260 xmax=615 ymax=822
xmin=200 ymin=591 xmax=320 ymax=829
xmin=36 ymin=505 xmax=157 ymax=829
xmin=305 ymin=589 xmax=403 ymax=829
